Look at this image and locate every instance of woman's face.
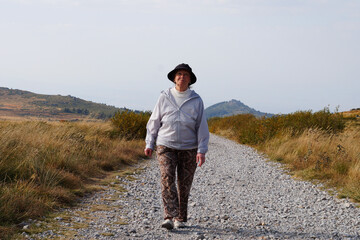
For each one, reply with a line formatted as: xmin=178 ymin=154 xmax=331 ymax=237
xmin=174 ymin=70 xmax=191 ymax=92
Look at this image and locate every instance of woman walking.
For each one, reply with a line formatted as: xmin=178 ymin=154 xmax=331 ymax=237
xmin=144 ymin=63 xmax=209 ymax=230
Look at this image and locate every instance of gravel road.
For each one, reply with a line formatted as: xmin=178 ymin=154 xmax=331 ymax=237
xmin=27 ymin=134 xmax=360 ymax=239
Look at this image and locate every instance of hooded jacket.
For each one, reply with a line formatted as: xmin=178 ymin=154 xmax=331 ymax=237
xmin=145 ymin=88 xmax=209 ymax=154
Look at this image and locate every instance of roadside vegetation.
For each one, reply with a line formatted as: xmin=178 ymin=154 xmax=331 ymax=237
xmin=208 ymin=108 xmax=360 ymax=203
xmin=0 ymin=111 xmax=149 ymax=239
xmin=111 ymin=110 xmax=151 ymax=140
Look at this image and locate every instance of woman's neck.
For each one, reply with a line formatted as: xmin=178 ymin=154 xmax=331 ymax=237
xmin=175 ymin=85 xmax=188 ymax=92
xmin=173 ymin=86 xmax=189 ymax=94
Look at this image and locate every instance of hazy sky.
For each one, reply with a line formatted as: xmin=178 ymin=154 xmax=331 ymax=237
xmin=1 ymin=0 xmax=359 ymax=114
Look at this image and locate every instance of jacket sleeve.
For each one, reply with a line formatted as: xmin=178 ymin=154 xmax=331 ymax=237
xmin=196 ymin=99 xmax=210 ymax=154
xmin=145 ymin=95 xmax=163 ymax=150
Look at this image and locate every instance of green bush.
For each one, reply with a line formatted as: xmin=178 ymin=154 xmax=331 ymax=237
xmin=111 ymin=110 xmax=151 ymax=140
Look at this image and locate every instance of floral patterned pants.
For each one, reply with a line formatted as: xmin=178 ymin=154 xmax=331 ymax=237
xmin=156 ymin=145 xmax=198 ymax=222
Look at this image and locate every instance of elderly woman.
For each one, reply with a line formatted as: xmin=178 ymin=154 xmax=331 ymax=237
xmin=144 ymin=63 xmax=209 ymax=230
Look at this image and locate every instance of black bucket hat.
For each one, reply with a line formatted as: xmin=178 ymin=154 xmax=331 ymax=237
xmin=167 ymin=63 xmax=197 ymax=85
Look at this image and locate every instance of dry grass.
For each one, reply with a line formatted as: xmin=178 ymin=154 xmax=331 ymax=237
xmin=261 ymin=122 xmax=360 ymax=202
xmin=208 ymin=108 xmax=345 ymax=145
xmin=0 ymin=120 xmax=145 ymax=239
xmin=342 ymin=109 xmax=360 ymax=119
xmin=208 ymin=109 xmax=360 ymax=204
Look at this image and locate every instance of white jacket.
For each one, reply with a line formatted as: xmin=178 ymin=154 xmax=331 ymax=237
xmin=145 ymin=88 xmax=209 ymax=154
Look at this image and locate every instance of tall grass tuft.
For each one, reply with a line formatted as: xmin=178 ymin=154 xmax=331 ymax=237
xmin=0 ymin=120 xmax=145 ymax=237
xmin=208 ymin=108 xmax=360 ymax=202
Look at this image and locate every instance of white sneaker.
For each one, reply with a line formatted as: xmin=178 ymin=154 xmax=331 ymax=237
xmin=174 ymin=220 xmax=185 ymax=228
xmin=161 ymin=219 xmax=174 ymax=230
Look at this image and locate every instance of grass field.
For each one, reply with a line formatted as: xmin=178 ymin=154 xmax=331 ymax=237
xmin=342 ymin=109 xmax=360 ymax=119
xmin=208 ymin=108 xmax=360 ymax=204
xmin=0 ymin=120 xmax=145 ymax=239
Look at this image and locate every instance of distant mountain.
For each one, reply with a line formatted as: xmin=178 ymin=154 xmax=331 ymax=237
xmin=205 ymin=99 xmax=274 ymax=119
xmin=0 ymin=87 xmax=125 ymax=120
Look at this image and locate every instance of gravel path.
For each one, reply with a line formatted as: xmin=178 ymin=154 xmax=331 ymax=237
xmin=27 ymin=134 xmax=360 ymax=239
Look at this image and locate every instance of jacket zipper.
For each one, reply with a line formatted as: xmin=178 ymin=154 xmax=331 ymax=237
xmin=162 ymin=90 xmax=200 ymax=145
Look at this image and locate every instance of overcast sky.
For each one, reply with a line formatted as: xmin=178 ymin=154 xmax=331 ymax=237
xmin=1 ymin=0 xmax=359 ymax=114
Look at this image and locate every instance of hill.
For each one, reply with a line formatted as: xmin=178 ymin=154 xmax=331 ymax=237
xmin=342 ymin=108 xmax=360 ymax=119
xmin=0 ymin=87 xmax=124 ymax=121
xmin=205 ymin=99 xmax=274 ymax=119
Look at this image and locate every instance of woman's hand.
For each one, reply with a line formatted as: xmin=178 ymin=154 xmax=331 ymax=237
xmin=196 ymin=153 xmax=205 ymax=167
xmin=144 ymin=148 xmax=153 ymax=157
